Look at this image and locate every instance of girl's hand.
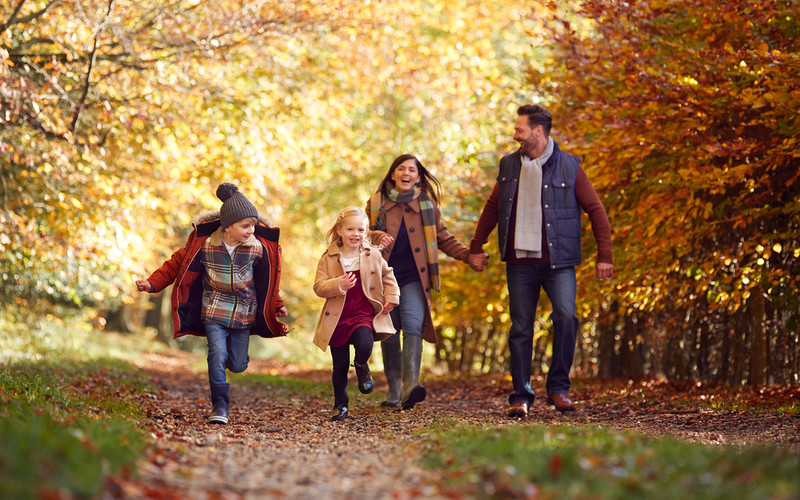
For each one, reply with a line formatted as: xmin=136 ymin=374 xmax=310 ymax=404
xmin=135 ymin=279 xmax=153 ymax=292
xmin=381 ymin=303 xmax=395 ymax=314
xmin=276 ymin=306 xmax=288 ymax=318
xmin=379 ymin=234 xmax=394 ymax=247
xmin=339 ymin=272 xmax=357 ymax=291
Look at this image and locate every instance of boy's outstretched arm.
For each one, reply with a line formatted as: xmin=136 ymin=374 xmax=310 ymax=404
xmin=135 ymin=279 xmax=153 ymax=292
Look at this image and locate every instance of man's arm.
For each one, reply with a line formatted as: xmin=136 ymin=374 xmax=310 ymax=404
xmin=468 ymin=181 xmax=501 ymax=272
xmin=575 ymin=166 xmax=613 ymax=279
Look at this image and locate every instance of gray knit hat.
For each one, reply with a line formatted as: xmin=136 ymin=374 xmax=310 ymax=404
xmin=216 ymin=182 xmax=258 ymax=228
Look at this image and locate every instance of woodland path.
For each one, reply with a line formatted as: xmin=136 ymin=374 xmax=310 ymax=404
xmin=103 ymin=351 xmax=800 ymax=499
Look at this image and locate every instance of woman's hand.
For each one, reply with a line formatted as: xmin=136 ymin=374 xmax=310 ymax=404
xmin=381 ymin=303 xmax=395 ymax=314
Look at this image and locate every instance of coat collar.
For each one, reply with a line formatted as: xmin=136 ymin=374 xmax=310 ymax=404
xmin=194 ymin=209 xmax=273 ymax=228
xmin=382 ymin=197 xmax=420 ymax=213
xmin=325 ymin=241 xmax=378 ymax=257
xmin=207 ymin=227 xmax=259 ymax=247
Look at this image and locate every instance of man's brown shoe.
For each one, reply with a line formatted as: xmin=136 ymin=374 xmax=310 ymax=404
xmin=546 ymin=393 xmax=576 ymax=412
xmin=507 ymin=401 xmax=528 ymax=418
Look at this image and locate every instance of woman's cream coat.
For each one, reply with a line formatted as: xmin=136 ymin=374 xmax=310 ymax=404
xmin=312 ymin=241 xmax=400 ymax=351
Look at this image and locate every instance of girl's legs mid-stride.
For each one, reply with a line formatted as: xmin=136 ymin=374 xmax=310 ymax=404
xmin=329 ymin=326 xmax=374 ymax=421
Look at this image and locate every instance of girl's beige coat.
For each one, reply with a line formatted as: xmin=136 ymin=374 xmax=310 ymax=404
xmin=313 ymin=241 xmax=400 ymax=351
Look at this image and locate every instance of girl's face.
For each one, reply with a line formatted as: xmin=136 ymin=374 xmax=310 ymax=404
xmin=224 ymin=218 xmax=256 ymax=244
xmin=336 ymin=214 xmax=368 ymax=253
xmin=390 ymin=159 xmax=420 ymax=193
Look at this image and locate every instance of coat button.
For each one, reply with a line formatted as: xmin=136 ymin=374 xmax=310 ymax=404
xmin=325 ymin=311 xmax=330 ymax=316
xmin=544 ymin=184 xmax=549 ymax=188
xmin=371 ymin=269 xmax=376 ymax=274
xmin=421 ymin=267 xmax=426 ymax=273
xmin=370 ymin=286 xmax=375 ymax=290
xmin=405 ymin=207 xmax=411 ymax=213
xmin=415 ymin=247 xmax=421 ymax=253
xmin=409 ymin=226 xmax=415 ymax=232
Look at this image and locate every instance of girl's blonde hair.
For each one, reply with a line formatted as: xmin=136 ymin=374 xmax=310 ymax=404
xmin=325 ymin=206 xmax=368 ymax=245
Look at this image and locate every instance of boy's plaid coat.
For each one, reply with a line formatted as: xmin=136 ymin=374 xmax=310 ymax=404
xmin=146 ymin=211 xmax=289 ymax=339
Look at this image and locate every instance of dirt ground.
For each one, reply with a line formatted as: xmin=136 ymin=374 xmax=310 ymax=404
xmin=103 ymin=351 xmax=800 ymax=500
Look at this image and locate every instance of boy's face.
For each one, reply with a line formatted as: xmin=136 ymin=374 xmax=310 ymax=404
xmin=337 ymin=215 xmax=367 ymax=253
xmin=225 ymin=218 xmax=256 ymax=244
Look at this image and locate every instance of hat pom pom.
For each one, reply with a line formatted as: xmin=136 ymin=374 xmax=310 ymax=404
xmin=216 ymin=182 xmax=238 ymax=202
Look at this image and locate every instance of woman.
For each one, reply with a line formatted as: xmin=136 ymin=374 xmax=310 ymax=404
xmin=368 ymin=154 xmax=470 ymax=409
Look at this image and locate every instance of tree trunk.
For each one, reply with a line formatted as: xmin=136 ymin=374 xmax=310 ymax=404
xmin=104 ymin=303 xmax=136 ymax=333
xmin=145 ymin=289 xmax=176 ymax=347
xmin=747 ymin=286 xmax=768 ymax=385
xmin=697 ymin=316 xmax=711 ymax=381
xmin=730 ymin=311 xmax=748 ymax=386
xmin=597 ymin=300 xmax=620 ymax=377
xmin=718 ymin=316 xmax=730 ymax=384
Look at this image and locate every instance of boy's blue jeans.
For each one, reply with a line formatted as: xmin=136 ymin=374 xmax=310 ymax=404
xmin=506 ymin=263 xmax=579 ymax=406
xmin=205 ymin=322 xmax=251 ymax=386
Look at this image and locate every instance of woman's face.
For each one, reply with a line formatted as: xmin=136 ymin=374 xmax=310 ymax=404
xmin=390 ymin=159 xmax=421 ymax=193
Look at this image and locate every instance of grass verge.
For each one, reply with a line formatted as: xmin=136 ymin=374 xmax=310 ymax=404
xmin=1 ymin=307 xmax=157 ymax=500
xmin=420 ymin=423 xmax=800 ymax=499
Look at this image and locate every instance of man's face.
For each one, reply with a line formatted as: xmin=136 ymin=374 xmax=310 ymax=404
xmin=513 ymin=115 xmax=543 ymax=158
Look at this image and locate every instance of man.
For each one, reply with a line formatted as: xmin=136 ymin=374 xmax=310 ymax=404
xmin=468 ymin=104 xmax=613 ymax=417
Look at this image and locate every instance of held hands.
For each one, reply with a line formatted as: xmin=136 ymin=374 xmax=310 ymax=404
xmin=135 ymin=279 xmax=153 ymax=292
xmin=381 ymin=303 xmax=395 ymax=314
xmin=339 ymin=272 xmax=357 ymax=292
xmin=468 ymin=252 xmax=489 ymax=272
xmin=596 ymin=262 xmax=614 ymax=280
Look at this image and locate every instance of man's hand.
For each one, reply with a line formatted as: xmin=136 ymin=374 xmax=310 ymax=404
xmin=596 ymin=262 xmax=613 ymax=279
xmin=381 ymin=303 xmax=395 ymax=314
xmin=468 ymin=252 xmax=489 ymax=272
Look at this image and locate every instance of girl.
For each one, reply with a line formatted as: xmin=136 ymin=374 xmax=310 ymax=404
xmin=368 ymin=154 xmax=470 ymax=409
xmin=313 ymin=207 xmax=400 ymax=421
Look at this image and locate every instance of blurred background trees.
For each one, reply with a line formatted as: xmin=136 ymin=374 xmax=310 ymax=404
xmin=2 ymin=0 xmax=798 ymax=386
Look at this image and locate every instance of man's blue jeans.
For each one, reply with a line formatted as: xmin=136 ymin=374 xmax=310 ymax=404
xmin=205 ymin=322 xmax=251 ymax=386
xmin=506 ymin=263 xmax=578 ymax=406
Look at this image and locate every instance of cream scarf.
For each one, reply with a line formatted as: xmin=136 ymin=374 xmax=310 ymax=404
xmin=515 ymin=137 xmax=554 ymax=259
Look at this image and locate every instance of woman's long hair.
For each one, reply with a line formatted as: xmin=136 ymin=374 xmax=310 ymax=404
xmin=377 ymin=154 xmax=441 ymax=205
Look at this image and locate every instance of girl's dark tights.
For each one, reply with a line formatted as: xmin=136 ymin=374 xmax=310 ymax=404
xmin=330 ymin=326 xmax=374 ymax=401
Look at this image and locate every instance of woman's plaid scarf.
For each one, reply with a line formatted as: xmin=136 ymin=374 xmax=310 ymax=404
xmin=370 ymin=183 xmax=440 ymax=292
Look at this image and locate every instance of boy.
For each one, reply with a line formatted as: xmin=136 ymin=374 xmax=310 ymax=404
xmin=136 ymin=182 xmax=289 ymax=424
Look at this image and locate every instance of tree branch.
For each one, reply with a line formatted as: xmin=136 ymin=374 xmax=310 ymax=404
xmin=1 ymin=0 xmax=60 ymax=31
xmin=70 ymin=0 xmax=114 ymax=135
